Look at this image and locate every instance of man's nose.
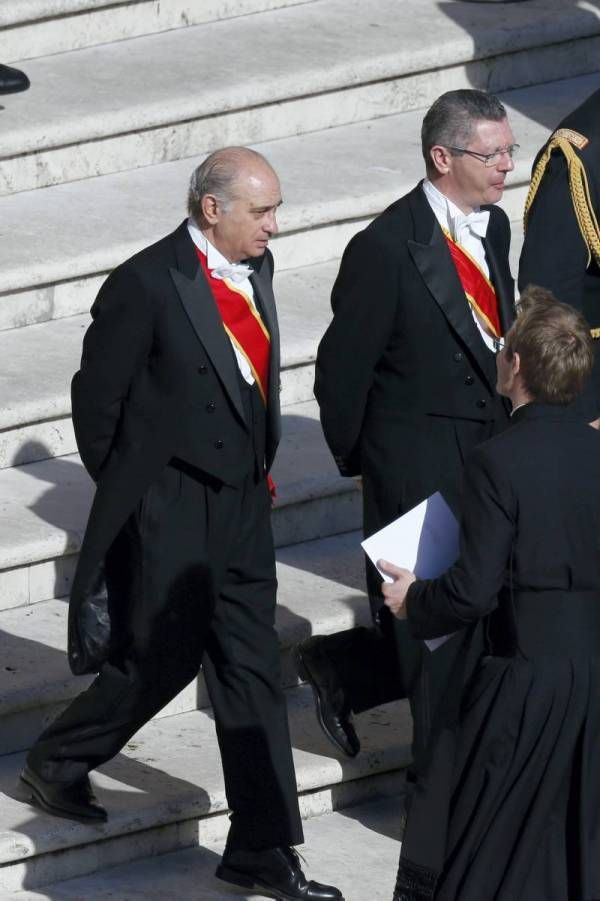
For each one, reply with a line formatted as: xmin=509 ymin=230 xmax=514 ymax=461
xmin=264 ymin=210 xmax=278 ymax=235
xmin=498 ymin=151 xmax=514 ymax=172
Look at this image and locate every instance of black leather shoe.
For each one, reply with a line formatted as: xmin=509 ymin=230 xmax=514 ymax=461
xmin=295 ymin=637 xmax=360 ymax=758
xmin=20 ymin=765 xmax=107 ymax=823
xmin=0 ymin=64 xmax=30 ymax=95
xmin=216 ymin=846 xmax=344 ymax=900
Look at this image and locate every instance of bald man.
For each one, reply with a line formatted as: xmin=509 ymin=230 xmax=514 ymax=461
xmin=21 ymin=148 xmax=342 ymax=901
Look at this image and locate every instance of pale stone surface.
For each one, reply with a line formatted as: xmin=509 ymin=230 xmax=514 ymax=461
xmin=0 ymin=687 xmax=411 ymax=890
xmin=4 ymin=1 xmax=312 ymax=60
xmin=0 ymin=794 xmax=405 ymax=900
xmin=1 ymin=0 xmax=599 ymax=193
xmin=0 ymin=72 xmax=597 ymax=320
xmin=0 ymin=530 xmax=370 ymax=753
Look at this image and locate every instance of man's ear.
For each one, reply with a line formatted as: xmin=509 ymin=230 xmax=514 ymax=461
xmin=200 ymin=193 xmax=220 ymax=225
xmin=512 ymin=351 xmax=521 ymax=378
xmin=430 ymin=145 xmax=452 ymax=176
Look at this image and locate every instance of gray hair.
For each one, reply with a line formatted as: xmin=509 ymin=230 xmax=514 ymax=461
xmin=421 ymin=90 xmax=507 ymax=173
xmin=187 ymin=146 xmax=271 ymax=221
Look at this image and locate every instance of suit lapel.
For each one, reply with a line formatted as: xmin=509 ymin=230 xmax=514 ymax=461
xmin=407 ymin=187 xmax=497 ymax=390
xmin=250 ymin=253 xmax=281 ymax=415
xmin=169 ymin=221 xmax=246 ymax=425
xmin=483 ymin=214 xmax=515 ymax=335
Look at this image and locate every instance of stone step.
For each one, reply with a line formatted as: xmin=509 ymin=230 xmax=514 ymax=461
xmin=3 ymin=0 xmax=311 ymax=61
xmin=2 ymin=72 xmax=599 ymax=334
xmin=0 ymin=258 xmax=338 ymax=469
xmin=0 ymin=398 xmax=361 ymax=612
xmin=0 ymin=687 xmax=411 ymax=892
xmin=0 ymin=794 xmax=405 ymax=900
xmin=1 ymin=0 xmax=599 ymax=196
xmin=0 ymin=529 xmax=369 ymax=755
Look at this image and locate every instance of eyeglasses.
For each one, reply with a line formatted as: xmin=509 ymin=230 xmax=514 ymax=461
xmin=447 ymin=144 xmax=520 ymax=167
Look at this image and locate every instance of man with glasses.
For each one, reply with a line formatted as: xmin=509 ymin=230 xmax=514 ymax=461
xmin=296 ymin=91 xmax=516 ymax=790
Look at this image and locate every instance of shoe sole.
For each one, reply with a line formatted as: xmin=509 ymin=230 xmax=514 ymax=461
xmin=19 ymin=773 xmax=107 ymax=824
xmin=294 ymin=646 xmax=358 ymax=759
xmin=216 ymin=864 xmax=345 ymax=901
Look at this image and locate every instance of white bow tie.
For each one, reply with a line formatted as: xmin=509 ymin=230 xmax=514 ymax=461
xmin=211 ymin=262 xmax=253 ymax=284
xmin=452 ymin=210 xmax=490 ymax=242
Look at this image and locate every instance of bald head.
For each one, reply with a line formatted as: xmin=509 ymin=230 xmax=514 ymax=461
xmin=188 ymin=146 xmax=277 ymax=221
xmin=189 ymin=146 xmax=282 ymax=262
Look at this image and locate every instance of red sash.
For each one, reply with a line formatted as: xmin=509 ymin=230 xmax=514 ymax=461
xmin=444 ymin=233 xmax=502 ymax=338
xmin=196 ymin=248 xmax=271 ymax=403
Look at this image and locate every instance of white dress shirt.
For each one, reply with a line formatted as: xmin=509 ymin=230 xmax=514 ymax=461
xmin=422 ymin=179 xmax=496 ymax=352
xmin=187 ymin=218 xmax=257 ymax=385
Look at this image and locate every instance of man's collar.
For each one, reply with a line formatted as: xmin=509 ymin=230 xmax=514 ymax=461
xmin=187 ymin=217 xmax=232 ymax=269
xmin=422 ymin=178 xmax=488 ymax=241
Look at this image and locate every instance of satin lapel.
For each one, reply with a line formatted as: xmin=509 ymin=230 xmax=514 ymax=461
xmin=169 ymin=224 xmax=245 ymax=424
xmin=407 ymin=190 xmax=496 ymax=390
xmin=483 ymin=226 xmax=515 ymax=336
xmin=250 ymin=254 xmax=281 ymax=417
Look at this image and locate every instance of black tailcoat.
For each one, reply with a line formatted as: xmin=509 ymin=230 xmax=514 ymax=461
xmin=68 ymin=220 xmax=281 ymax=673
xmin=316 ymin=182 xmax=514 ymax=534
xmin=313 ymin=183 xmax=514 ymax=767
xmin=30 ymin=221 xmax=303 ymax=852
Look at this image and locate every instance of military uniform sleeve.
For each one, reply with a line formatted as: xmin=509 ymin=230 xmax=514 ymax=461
xmin=71 ymin=264 xmax=154 ymax=480
xmin=519 ymin=152 xmax=589 ymax=307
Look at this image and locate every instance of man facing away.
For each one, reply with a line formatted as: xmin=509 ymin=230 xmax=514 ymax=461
xmin=20 ymin=147 xmax=342 ymax=901
xmin=296 ymin=91 xmax=516 ymax=780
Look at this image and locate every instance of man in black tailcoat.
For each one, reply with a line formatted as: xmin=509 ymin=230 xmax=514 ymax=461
xmin=296 ymin=91 xmax=516 ymax=778
xmin=20 ymin=147 xmax=342 ymax=901
xmin=520 ymin=86 xmax=600 ymax=423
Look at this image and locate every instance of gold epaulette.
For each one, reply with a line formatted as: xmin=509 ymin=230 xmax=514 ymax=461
xmin=523 ymin=128 xmax=600 ymax=269
xmin=590 ymin=327 xmax=600 ymax=340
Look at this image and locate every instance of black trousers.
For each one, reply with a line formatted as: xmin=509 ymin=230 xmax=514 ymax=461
xmin=319 ymin=414 xmax=505 ymax=773
xmin=28 ymin=461 xmax=304 ymax=851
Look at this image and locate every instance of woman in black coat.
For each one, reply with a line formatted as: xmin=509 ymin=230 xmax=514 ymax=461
xmin=381 ymin=286 xmax=600 ymax=900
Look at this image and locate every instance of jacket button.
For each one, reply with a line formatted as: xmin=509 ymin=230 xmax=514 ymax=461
xmin=198 ymin=364 xmax=208 ymax=374
xmin=476 ymin=399 xmax=487 ymax=409
xmin=465 ymin=375 xmax=474 ymax=386
xmin=215 ymin=439 xmax=224 ymax=449
xmin=453 ymin=352 xmax=463 ymax=362
xmin=206 ymin=401 xmax=216 ymax=412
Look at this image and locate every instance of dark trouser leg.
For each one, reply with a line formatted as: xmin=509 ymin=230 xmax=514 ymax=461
xmin=27 ymin=464 xmax=215 ymax=783
xmin=203 ymin=475 xmax=303 ymax=851
xmin=27 ymin=464 xmax=302 ymax=851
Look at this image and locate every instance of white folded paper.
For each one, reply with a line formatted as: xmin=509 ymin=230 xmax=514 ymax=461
xmin=361 ymin=492 xmax=460 ymax=651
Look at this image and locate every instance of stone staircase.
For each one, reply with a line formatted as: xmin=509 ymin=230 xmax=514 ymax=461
xmin=0 ymin=0 xmax=599 ymax=896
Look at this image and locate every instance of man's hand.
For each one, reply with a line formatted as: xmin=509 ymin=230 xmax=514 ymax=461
xmin=378 ymin=560 xmax=416 ymax=619
xmin=589 ymin=417 xmax=600 ymax=430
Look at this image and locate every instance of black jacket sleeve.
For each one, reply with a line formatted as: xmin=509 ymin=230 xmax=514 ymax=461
xmin=71 ymin=264 xmax=154 ymax=480
xmin=519 ymin=152 xmax=589 ymax=306
xmin=314 ymin=227 xmax=399 ymax=475
xmin=406 ymin=447 xmax=516 ymax=639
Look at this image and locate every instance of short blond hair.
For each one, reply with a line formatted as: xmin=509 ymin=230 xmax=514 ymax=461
xmin=505 ymin=285 xmax=593 ymax=405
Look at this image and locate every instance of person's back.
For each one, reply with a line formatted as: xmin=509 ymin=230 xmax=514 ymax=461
xmin=474 ymin=404 xmax=600 ymax=662
xmin=382 ymin=286 xmax=600 ymax=900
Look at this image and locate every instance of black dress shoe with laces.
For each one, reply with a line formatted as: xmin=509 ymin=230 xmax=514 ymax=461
xmin=295 ymin=637 xmax=360 ymax=758
xmin=0 ymin=64 xmax=30 ymax=95
xmin=20 ymin=765 xmax=107 ymax=822
xmin=216 ymin=845 xmax=344 ymax=900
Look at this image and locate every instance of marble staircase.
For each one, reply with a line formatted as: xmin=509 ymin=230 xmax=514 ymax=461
xmin=0 ymin=0 xmax=599 ymax=894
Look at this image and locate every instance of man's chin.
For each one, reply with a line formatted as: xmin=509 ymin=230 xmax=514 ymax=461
xmin=248 ymin=245 xmax=268 ymax=258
